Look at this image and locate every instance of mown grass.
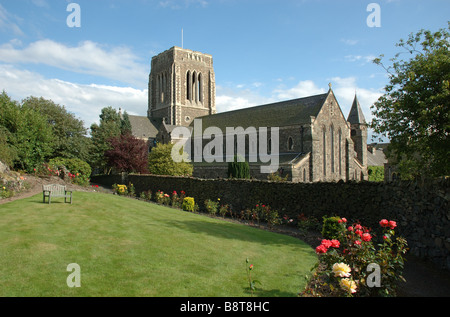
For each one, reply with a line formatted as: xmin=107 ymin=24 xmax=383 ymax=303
xmin=0 ymin=191 xmax=317 ymax=297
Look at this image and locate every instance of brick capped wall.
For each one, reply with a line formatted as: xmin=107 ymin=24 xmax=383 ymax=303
xmin=91 ymin=174 xmax=450 ymax=270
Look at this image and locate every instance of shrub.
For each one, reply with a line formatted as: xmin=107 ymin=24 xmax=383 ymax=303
xmin=171 ymin=191 xmax=183 ymax=208
xmin=182 ymin=197 xmax=196 ymax=212
xmin=140 ymin=190 xmax=152 ymax=201
xmin=48 ymin=157 xmax=91 ymax=186
xmin=228 ymin=155 xmax=250 ymax=179
xmin=321 ymin=216 xmax=346 ymax=240
xmin=303 ymin=217 xmax=408 ymax=297
xmin=112 ymin=183 xmax=128 ymax=196
xmin=204 ymin=198 xmax=220 ymax=215
xmin=219 ymin=204 xmax=231 ymax=218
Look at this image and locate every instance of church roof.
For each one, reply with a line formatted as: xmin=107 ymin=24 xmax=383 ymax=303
xmin=128 ymin=115 xmax=160 ymax=139
xmin=193 ymin=92 xmax=329 ymax=131
xmin=347 ymin=95 xmax=366 ymax=124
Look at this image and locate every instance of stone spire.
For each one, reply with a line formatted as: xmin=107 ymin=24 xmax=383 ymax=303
xmin=347 ymin=94 xmax=366 ymax=124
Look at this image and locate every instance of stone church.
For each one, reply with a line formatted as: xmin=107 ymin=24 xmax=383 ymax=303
xmin=129 ymin=46 xmax=376 ymax=182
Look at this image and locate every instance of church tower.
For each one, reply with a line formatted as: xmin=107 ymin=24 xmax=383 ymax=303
xmin=347 ymin=94 xmax=367 ymax=167
xmin=148 ymin=47 xmax=216 ymax=126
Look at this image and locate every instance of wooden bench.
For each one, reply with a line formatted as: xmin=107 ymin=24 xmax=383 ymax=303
xmin=43 ymin=184 xmax=73 ymax=204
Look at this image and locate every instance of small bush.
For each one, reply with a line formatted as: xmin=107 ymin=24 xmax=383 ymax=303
xmin=321 ymin=216 xmax=346 ymax=240
xmin=204 ymin=198 xmax=220 ymax=215
xmin=182 ymin=197 xmax=196 ymax=212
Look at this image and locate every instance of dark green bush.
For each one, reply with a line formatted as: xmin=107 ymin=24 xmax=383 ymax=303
xmin=321 ymin=216 xmax=346 ymax=240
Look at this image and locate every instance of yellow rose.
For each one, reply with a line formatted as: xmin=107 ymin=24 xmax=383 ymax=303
xmin=340 ymin=278 xmax=357 ymax=294
xmin=332 ymin=262 xmax=351 ymax=277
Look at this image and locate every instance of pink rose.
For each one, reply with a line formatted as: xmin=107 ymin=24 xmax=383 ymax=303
xmin=388 ymin=220 xmax=397 ymax=229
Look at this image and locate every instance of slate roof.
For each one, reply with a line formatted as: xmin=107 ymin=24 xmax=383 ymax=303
xmin=192 ymin=92 xmax=329 ymax=132
xmin=347 ymin=95 xmax=366 ymax=124
xmin=128 ymin=115 xmax=160 ymax=139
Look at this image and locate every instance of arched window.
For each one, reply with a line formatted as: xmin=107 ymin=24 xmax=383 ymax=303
xmin=330 ymin=125 xmax=334 ymax=173
xmin=192 ymin=71 xmax=197 ymax=103
xmin=198 ymin=73 xmax=203 ymax=103
xmin=186 ymin=71 xmax=191 ymax=101
xmin=288 ymin=137 xmax=294 ymax=151
xmin=338 ymin=129 xmax=342 ymax=176
xmin=323 ymin=127 xmax=326 ymax=176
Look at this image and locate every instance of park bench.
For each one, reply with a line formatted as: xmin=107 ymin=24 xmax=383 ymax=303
xmin=42 ymin=184 xmax=73 ymax=204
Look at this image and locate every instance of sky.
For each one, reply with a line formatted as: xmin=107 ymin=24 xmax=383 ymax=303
xmin=0 ymin=0 xmax=449 ymax=141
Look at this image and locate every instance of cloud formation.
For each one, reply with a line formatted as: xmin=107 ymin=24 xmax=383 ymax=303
xmin=0 ymin=39 xmax=148 ymax=88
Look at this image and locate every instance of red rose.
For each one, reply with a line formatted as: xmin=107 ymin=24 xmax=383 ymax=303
xmin=354 ymin=240 xmax=361 ymax=246
xmin=315 ymin=244 xmax=328 ymax=254
xmin=347 ymin=226 xmax=354 ymax=232
xmin=341 ymin=217 xmax=347 ymax=223
xmin=379 ymin=219 xmax=389 ymax=227
xmin=362 ymin=233 xmax=372 ymax=242
xmin=330 ymin=239 xmax=340 ymax=248
xmin=321 ymin=239 xmax=332 ymax=248
xmin=388 ymin=220 xmax=397 ymax=229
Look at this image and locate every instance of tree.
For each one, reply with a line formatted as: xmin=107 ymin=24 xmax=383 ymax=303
xmin=0 ymin=91 xmax=54 ymax=172
xmin=148 ymin=143 xmax=193 ymax=176
xmin=105 ymin=133 xmax=149 ymax=174
xmin=90 ymin=106 xmax=129 ymax=174
xmin=371 ymin=24 xmax=450 ymax=179
xmin=21 ymin=96 xmax=92 ymax=162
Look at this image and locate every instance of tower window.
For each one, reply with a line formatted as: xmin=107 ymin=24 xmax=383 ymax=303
xmin=186 ymin=71 xmax=191 ymax=101
xmin=198 ymin=73 xmax=203 ymax=103
xmin=192 ymin=71 xmax=197 ymax=103
xmin=330 ymin=125 xmax=334 ymax=173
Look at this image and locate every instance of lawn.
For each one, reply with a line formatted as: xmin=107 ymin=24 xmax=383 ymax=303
xmin=0 ymin=191 xmax=317 ymax=297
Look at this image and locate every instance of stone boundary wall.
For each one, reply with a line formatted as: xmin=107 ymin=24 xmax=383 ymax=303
xmin=91 ymin=174 xmax=450 ymax=270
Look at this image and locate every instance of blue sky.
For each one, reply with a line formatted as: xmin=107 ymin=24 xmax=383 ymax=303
xmin=0 ymin=0 xmax=449 ymax=140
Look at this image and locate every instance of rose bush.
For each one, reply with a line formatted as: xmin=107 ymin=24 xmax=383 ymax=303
xmin=303 ymin=216 xmax=408 ymax=297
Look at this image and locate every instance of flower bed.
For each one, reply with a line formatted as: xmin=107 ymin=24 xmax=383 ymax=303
xmin=302 ymin=216 xmax=408 ymax=297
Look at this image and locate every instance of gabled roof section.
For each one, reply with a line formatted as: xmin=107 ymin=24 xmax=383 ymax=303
xmin=347 ymin=95 xmax=366 ymax=124
xmin=193 ymin=92 xmax=329 ymax=132
xmin=128 ymin=115 xmax=160 ymax=139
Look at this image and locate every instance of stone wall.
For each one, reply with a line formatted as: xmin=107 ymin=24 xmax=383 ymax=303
xmin=91 ymin=174 xmax=450 ymax=270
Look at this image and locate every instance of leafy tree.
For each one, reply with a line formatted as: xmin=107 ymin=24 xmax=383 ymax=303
xmin=0 ymin=126 xmax=18 ymax=168
xmin=0 ymin=91 xmax=54 ymax=172
xmin=105 ymin=133 xmax=149 ymax=174
xmin=90 ymin=106 xmax=125 ymax=174
xmin=371 ymin=24 xmax=450 ymax=179
xmin=148 ymin=143 xmax=193 ymax=176
xmin=368 ymin=166 xmax=384 ymax=182
xmin=21 ymin=96 xmax=92 ymax=162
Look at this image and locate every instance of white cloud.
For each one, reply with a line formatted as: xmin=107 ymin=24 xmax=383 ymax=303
xmin=273 ymin=80 xmax=326 ymax=100
xmin=0 ymin=39 xmax=148 ymax=88
xmin=341 ymin=39 xmax=358 ymax=46
xmin=0 ymin=64 xmax=147 ymax=130
xmin=345 ymin=55 xmax=376 ymax=64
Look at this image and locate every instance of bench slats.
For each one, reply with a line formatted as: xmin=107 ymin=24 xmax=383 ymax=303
xmin=43 ymin=184 xmax=72 ymax=204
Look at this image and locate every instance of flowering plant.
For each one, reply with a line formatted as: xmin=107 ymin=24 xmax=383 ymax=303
xmin=304 ymin=216 xmax=408 ymax=297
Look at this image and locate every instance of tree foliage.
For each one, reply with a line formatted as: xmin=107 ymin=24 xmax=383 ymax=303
xmin=371 ymin=24 xmax=450 ymax=178
xmin=105 ymin=132 xmax=149 ymax=174
xmin=228 ymin=155 xmax=250 ymax=179
xmin=21 ymin=96 xmax=91 ymax=162
xmin=0 ymin=91 xmax=54 ymax=172
xmin=89 ymin=106 xmax=131 ymax=174
xmin=148 ymin=143 xmax=193 ymax=176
